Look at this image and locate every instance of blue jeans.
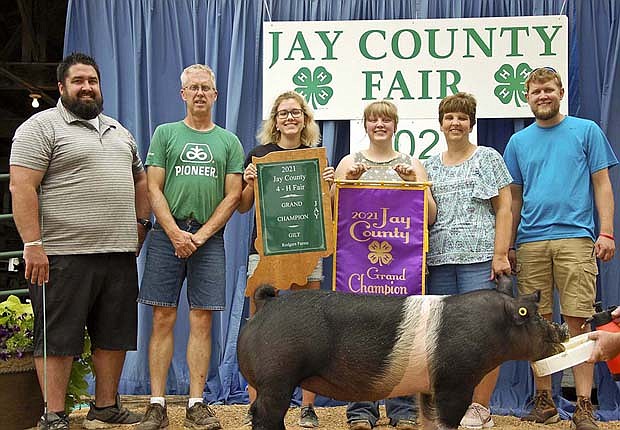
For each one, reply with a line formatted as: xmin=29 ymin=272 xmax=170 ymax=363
xmin=347 ymin=396 xmax=417 ymax=426
xmin=138 ymin=219 xmax=226 ymax=310
xmin=427 ymin=261 xmax=495 ymax=295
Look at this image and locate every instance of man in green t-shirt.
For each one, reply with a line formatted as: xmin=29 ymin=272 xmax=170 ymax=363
xmin=137 ymin=64 xmax=244 ymax=430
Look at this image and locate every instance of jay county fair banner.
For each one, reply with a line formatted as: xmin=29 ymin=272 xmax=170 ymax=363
xmin=333 ymin=183 xmax=429 ymax=296
xmin=263 ymin=15 xmax=568 ymax=120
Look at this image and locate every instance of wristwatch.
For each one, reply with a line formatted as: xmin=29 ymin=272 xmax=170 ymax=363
xmin=137 ymin=218 xmax=153 ymax=231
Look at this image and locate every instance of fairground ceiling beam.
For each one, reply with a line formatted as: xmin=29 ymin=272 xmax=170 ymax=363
xmin=0 ymin=63 xmax=55 ymax=105
xmin=0 ymin=63 xmax=57 ymax=90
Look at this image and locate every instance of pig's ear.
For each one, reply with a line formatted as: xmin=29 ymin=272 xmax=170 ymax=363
xmin=495 ymin=274 xmax=514 ymax=297
xmin=505 ymin=301 xmax=531 ymax=325
xmin=519 ymin=291 xmax=540 ymax=303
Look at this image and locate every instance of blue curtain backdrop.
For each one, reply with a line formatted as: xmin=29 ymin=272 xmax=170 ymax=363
xmin=64 ymin=0 xmax=620 ymax=419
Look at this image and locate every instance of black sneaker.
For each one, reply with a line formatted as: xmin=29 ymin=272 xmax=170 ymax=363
xmin=299 ymin=404 xmax=319 ymax=428
xmin=83 ymin=393 xmax=142 ymax=429
xmin=38 ymin=412 xmax=69 ymax=430
xmin=137 ymin=403 xmax=169 ymax=430
xmin=185 ymin=402 xmax=222 ymax=429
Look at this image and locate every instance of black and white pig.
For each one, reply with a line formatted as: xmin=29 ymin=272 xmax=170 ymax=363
xmin=237 ymin=277 xmax=569 ymax=430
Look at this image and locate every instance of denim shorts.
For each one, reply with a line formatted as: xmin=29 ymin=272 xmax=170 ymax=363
xmin=29 ymin=253 xmax=138 ymax=356
xmin=138 ymin=219 xmax=226 ymax=310
xmin=427 ymin=261 xmax=495 ymax=295
xmin=246 ymin=253 xmax=324 ymax=282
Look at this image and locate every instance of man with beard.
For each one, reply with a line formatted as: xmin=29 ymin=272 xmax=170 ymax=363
xmin=135 ymin=64 xmax=243 ymax=430
xmin=503 ymin=67 xmax=617 ymax=430
xmin=9 ymin=52 xmax=149 ymax=430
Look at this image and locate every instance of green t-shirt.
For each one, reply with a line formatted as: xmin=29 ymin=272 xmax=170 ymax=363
xmin=146 ymin=121 xmax=244 ymax=224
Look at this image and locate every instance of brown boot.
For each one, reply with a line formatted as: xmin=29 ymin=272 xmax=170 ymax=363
xmin=572 ymin=396 xmax=598 ymax=430
xmin=521 ymin=390 xmax=560 ymax=424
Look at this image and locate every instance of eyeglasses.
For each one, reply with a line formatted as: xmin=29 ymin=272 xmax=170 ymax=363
xmin=184 ymin=85 xmax=214 ymax=93
xmin=276 ymin=109 xmax=303 ymax=119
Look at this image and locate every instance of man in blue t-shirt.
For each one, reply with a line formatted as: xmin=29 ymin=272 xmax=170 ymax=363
xmin=504 ymin=68 xmax=617 ymax=430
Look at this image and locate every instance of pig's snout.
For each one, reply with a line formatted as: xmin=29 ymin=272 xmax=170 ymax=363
xmin=539 ymin=320 xmax=570 ymax=358
xmin=552 ymin=322 xmax=570 ymax=343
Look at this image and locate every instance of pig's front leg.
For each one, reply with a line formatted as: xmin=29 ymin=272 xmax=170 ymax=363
xmin=431 ymin=384 xmax=472 ymax=429
xmin=420 ymin=393 xmax=459 ymax=430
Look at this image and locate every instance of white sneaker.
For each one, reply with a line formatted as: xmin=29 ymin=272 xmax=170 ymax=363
xmin=460 ymin=402 xmax=495 ymax=429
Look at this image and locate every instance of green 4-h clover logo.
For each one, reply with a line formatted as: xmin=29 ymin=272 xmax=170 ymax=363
xmin=493 ymin=63 xmax=533 ymax=107
xmin=293 ymin=66 xmax=333 ymax=109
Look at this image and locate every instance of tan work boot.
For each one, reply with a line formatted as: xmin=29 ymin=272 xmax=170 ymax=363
xmin=572 ymin=396 xmax=598 ymax=430
xmin=136 ymin=403 xmax=168 ymax=430
xmin=185 ymin=402 xmax=222 ymax=429
xmin=521 ymin=390 xmax=560 ymax=424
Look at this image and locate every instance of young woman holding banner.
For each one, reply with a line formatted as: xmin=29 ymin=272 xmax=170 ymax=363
xmin=239 ymin=90 xmax=334 ymax=428
xmin=333 ymin=100 xmax=435 ymax=430
xmin=424 ymin=92 xmax=513 ymax=429
xmin=333 ymin=100 xmax=437 ymax=224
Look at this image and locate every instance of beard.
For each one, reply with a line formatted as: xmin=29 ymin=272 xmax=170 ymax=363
xmin=61 ymin=91 xmax=104 ymax=120
xmin=532 ymin=100 xmax=560 ymax=121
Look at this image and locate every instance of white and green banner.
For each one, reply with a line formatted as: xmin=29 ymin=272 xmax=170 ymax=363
xmin=263 ymin=15 xmax=568 ymax=120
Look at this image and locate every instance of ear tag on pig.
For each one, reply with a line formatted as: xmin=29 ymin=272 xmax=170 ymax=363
xmin=518 ymin=307 xmax=528 ymax=317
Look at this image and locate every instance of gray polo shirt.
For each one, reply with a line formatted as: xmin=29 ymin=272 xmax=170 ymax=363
xmin=10 ymin=100 xmax=144 ymax=255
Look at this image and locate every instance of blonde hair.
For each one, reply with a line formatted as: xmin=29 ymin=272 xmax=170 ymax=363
xmin=257 ymin=91 xmax=321 ymax=147
xmin=525 ymin=67 xmax=563 ymax=93
xmin=363 ymin=100 xmax=399 ymax=125
xmin=438 ymin=92 xmax=477 ymax=127
xmin=180 ymin=64 xmax=216 ymax=89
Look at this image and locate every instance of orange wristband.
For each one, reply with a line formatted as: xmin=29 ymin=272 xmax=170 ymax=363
xmin=599 ymin=233 xmax=615 ymax=241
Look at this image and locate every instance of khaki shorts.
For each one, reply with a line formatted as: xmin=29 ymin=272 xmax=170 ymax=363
xmin=515 ymin=237 xmax=597 ymax=318
xmin=247 ymin=253 xmax=324 ymax=284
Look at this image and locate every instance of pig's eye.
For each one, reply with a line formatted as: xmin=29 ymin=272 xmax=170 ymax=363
xmin=518 ymin=307 xmax=528 ymax=316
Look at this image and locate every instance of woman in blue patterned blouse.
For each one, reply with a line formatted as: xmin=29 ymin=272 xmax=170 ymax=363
xmin=424 ymin=92 xmax=513 ymax=429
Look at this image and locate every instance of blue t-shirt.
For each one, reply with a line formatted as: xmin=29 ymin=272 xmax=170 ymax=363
xmin=503 ymin=116 xmax=617 ymax=245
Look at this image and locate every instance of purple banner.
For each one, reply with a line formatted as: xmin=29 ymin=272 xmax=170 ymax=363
xmin=334 ymin=185 xmax=427 ymax=296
